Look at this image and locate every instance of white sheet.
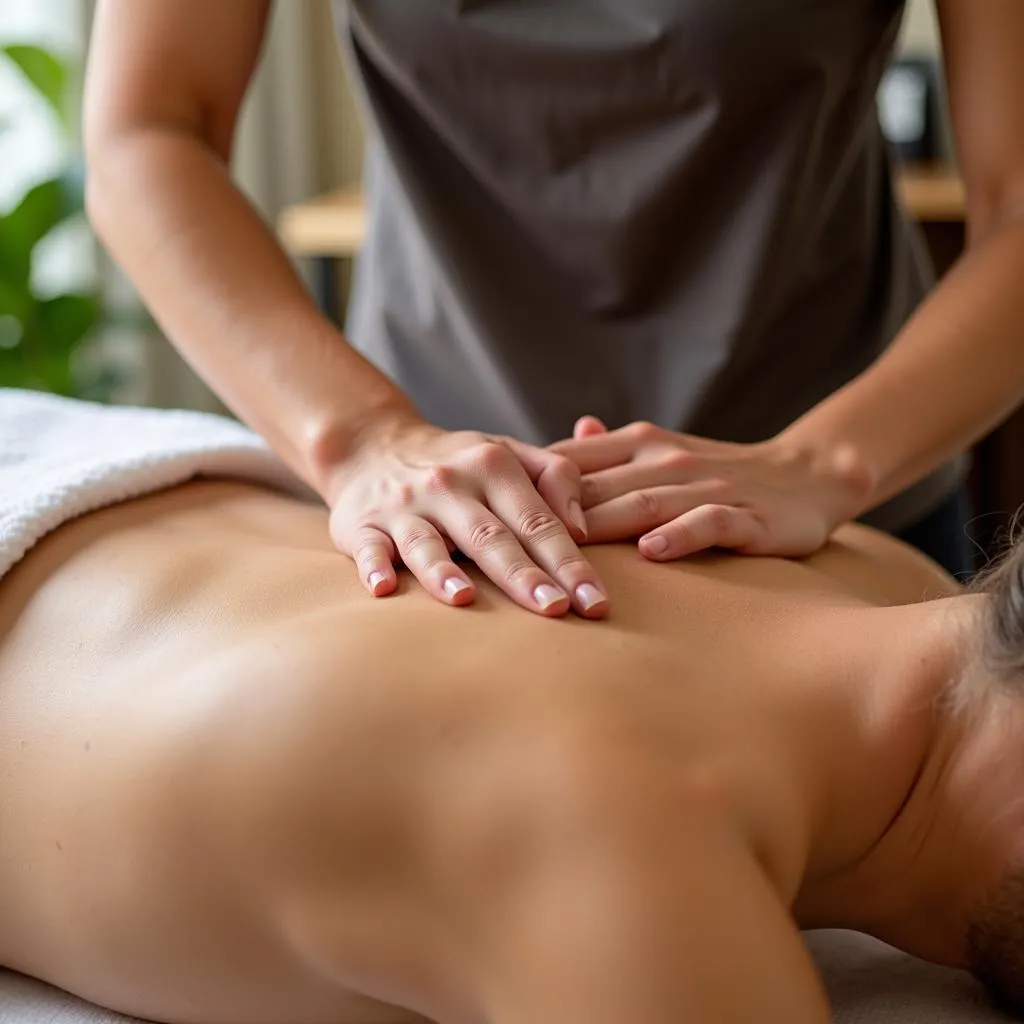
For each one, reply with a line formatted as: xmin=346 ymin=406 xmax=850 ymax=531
xmin=0 ymin=932 xmax=1011 ymax=1023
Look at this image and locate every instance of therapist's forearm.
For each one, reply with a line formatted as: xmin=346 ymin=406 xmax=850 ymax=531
xmin=86 ymin=128 xmax=416 ymax=496
xmin=777 ymin=213 xmax=1024 ymax=520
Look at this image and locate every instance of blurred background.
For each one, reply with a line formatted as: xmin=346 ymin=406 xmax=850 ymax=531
xmin=0 ymin=0 xmax=955 ymax=414
xmin=0 ymin=0 xmax=362 ymax=411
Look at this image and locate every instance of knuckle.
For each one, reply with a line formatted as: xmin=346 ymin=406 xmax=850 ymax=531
xmin=547 ymin=453 xmax=578 ymax=481
xmin=630 ymin=420 xmax=660 ymax=442
xmin=632 ymin=489 xmax=662 ymax=520
xmin=517 ymin=509 xmax=564 ymax=542
xmin=467 ymin=518 xmax=511 ymax=552
xmin=503 ymin=559 xmax=537 ymax=587
xmin=354 ymin=537 xmax=383 ymax=562
xmin=450 ymin=429 xmax=486 ymax=447
xmin=400 ymin=526 xmax=439 ymax=554
xmin=470 ymin=441 xmax=513 ymax=474
xmin=424 ymin=464 xmax=458 ymax=495
xmin=548 ymin=551 xmax=591 ymax=577
xmin=705 ymin=477 xmax=733 ymax=501
xmin=660 ymin=449 xmax=696 ymax=473
xmin=394 ymin=482 xmax=416 ymax=508
xmin=705 ymin=504 xmax=733 ymax=532
xmin=580 ymin=479 xmax=601 ymax=506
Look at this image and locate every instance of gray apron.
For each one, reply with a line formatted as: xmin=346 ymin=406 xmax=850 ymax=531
xmin=335 ymin=0 xmax=964 ymax=530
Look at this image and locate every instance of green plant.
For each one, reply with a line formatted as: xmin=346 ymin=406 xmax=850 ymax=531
xmin=0 ymin=43 xmax=102 ymax=396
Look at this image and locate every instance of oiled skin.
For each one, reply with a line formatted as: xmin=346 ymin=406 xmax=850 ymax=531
xmin=0 ymin=481 xmax=958 ymax=1024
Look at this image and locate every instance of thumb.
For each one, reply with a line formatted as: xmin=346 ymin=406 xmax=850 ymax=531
xmin=574 ymin=415 xmax=608 ymax=440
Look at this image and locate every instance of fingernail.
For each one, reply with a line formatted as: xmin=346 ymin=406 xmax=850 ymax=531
xmin=568 ymin=499 xmax=588 ymax=537
xmin=369 ymin=570 xmax=388 ymax=594
xmin=444 ymin=577 xmax=472 ymax=600
xmin=575 ymin=583 xmax=606 ymax=611
xmin=642 ymin=535 xmax=669 ymax=556
xmin=533 ymin=584 xmax=567 ymax=609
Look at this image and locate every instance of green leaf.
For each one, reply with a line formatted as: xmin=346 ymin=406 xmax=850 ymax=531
xmin=0 ymin=177 xmax=78 ymax=286
xmin=0 ymin=278 xmax=31 ymax=323
xmin=34 ymin=293 xmax=100 ymax=357
xmin=0 ymin=337 xmax=29 ymax=388
xmin=1 ymin=45 xmax=68 ymax=125
xmin=35 ymin=352 xmax=77 ymax=395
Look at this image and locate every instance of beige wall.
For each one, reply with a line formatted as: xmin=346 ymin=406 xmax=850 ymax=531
xmin=898 ymin=0 xmax=941 ymax=56
xmin=234 ymin=1 xmax=363 ymax=220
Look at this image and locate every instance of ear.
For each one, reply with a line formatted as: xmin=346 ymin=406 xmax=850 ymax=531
xmin=573 ymin=415 xmax=608 ymax=440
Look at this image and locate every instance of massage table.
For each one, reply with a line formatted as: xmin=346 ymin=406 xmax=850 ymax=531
xmin=0 ymin=931 xmax=1012 ymax=1023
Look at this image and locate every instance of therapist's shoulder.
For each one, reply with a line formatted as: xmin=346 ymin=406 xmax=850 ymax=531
xmin=807 ymin=522 xmax=962 ymax=606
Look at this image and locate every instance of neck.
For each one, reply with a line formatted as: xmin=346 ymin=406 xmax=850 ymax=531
xmin=795 ymin=594 xmax=991 ymax=963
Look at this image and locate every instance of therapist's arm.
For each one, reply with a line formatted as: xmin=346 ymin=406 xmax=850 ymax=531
xmin=778 ymin=0 xmax=1024 ymax=517
xmin=83 ymin=0 xmax=607 ymax=619
xmin=83 ymin=0 xmax=407 ymax=489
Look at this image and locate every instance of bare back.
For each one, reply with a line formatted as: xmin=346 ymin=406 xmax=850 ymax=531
xmin=0 ymin=481 xmax=959 ymax=1022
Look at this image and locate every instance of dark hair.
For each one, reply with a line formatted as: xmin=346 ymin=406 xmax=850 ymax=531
xmin=966 ymin=871 xmax=1024 ymax=1015
xmin=964 ymin=536 xmax=1024 ymax=1011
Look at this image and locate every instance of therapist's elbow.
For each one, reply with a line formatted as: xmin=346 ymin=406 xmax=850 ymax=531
xmin=83 ymin=114 xmax=205 ymax=251
xmin=83 ymin=125 xmax=127 ymax=256
xmin=83 ymin=134 xmax=117 ymax=245
xmin=83 ymin=126 xmax=147 ymax=256
xmin=964 ymin=170 xmax=1024 ymax=249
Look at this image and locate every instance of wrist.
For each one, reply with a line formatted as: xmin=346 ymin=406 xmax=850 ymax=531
xmin=765 ymin=431 xmax=878 ymax=529
xmin=304 ymin=393 xmax=424 ymax=503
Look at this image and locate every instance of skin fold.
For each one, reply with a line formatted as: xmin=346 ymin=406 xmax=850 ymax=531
xmin=0 ymin=479 xmax=1014 ymax=1024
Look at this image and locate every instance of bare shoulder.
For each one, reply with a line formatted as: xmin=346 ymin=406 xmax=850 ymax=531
xmin=805 ymin=523 xmax=962 ymax=606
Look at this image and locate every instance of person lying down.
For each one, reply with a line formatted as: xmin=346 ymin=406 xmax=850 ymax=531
xmin=1 ymin=388 xmax=1023 ymax=1024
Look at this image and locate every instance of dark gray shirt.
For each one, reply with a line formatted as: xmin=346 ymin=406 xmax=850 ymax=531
xmin=335 ymin=0 xmax=962 ymax=530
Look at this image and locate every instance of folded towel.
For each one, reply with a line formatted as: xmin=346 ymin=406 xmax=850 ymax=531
xmin=0 ymin=388 xmax=312 ymax=582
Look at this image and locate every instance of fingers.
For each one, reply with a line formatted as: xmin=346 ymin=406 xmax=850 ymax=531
xmin=484 ymin=471 xmax=609 ymax=619
xmin=351 ymin=521 xmax=475 ymax=605
xmin=583 ymin=482 xmax=735 ymax=543
xmin=640 ymin=504 xmax=765 ymax=560
xmin=350 ymin=525 xmax=399 ymax=597
xmin=550 ymin=421 xmax=661 ymax=474
xmin=389 ymin=515 xmax=476 ymax=605
xmin=573 ymin=415 xmax=608 ymax=439
xmin=504 ymin=437 xmax=588 ymax=541
xmin=580 ymin=451 xmax=702 ymax=508
xmin=339 ymin=433 xmax=611 ymax=618
xmin=444 ymin=503 xmax=574 ymax=617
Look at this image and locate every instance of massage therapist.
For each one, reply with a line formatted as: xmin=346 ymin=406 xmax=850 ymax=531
xmin=83 ymin=1 xmax=1024 ymax=617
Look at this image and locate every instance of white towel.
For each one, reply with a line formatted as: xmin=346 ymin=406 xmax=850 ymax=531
xmin=0 ymin=388 xmax=313 ymax=582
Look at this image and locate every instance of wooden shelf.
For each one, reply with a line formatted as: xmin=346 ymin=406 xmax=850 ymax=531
xmin=896 ymin=166 xmax=966 ymax=223
xmin=278 ymin=168 xmax=966 ymax=258
xmin=277 ymin=187 xmax=366 ymax=258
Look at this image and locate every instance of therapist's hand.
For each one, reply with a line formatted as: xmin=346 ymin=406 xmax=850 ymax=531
xmin=327 ymin=413 xmax=609 ymax=618
xmin=551 ymin=417 xmax=872 ymax=560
